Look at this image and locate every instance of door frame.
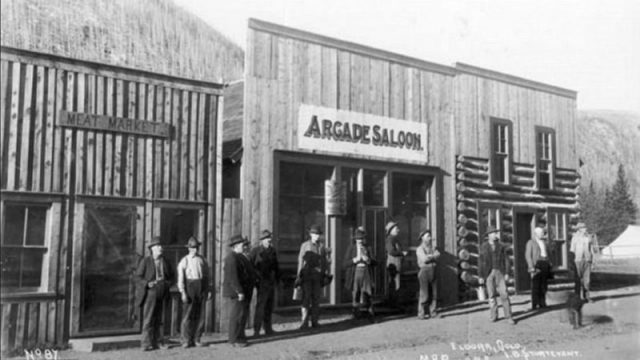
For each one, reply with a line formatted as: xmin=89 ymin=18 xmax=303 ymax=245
xmin=512 ymin=206 xmax=538 ymax=293
xmin=69 ymin=197 xmax=145 ymax=337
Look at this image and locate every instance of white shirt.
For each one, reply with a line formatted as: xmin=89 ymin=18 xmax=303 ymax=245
xmin=536 ymin=239 xmax=548 ymax=258
xmin=177 ymin=253 xmax=207 ymax=292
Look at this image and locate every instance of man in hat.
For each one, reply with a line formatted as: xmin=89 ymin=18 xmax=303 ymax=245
xmin=570 ymin=222 xmax=595 ymax=302
xmin=416 ymin=229 xmax=440 ymax=319
xmin=177 ymin=236 xmax=211 ymax=347
xmin=134 ymin=237 xmax=175 ymax=351
xmin=526 ymin=227 xmax=552 ymax=310
xmin=385 ymin=221 xmax=407 ymax=307
xmin=478 ymin=226 xmax=516 ymax=324
xmin=223 ymin=235 xmax=254 ymax=347
xmin=343 ymin=227 xmax=376 ymax=321
xmin=297 ymin=224 xmax=330 ymax=329
xmin=249 ymin=229 xmax=281 ymax=336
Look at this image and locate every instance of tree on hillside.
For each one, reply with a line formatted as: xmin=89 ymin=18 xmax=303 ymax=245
xmin=598 ymin=164 xmax=639 ymax=245
xmin=579 ymin=181 xmax=606 ymax=237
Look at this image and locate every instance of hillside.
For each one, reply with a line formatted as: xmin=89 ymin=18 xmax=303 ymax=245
xmin=577 ymin=110 xmax=640 ymax=218
xmin=0 ymin=0 xmax=244 ymax=82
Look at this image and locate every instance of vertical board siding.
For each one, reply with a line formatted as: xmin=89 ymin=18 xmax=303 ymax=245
xmin=455 ymin=73 xmax=576 ymax=169
xmin=1 ymin=49 xmax=222 ymax=351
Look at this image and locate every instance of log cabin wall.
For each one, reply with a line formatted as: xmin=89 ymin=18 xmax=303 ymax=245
xmin=243 ymin=19 xmax=459 ymax=305
xmin=453 ymin=63 xmax=579 ymax=299
xmin=0 ymin=47 xmax=223 ymax=352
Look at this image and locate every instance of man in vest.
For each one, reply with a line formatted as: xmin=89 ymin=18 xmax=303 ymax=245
xmin=526 ymin=227 xmax=552 ymax=310
xmin=249 ymin=229 xmax=281 ymax=336
xmin=478 ymin=226 xmax=516 ymax=324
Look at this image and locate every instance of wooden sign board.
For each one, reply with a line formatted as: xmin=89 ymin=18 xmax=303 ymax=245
xmin=298 ymin=104 xmax=428 ymax=162
xmin=325 ymin=180 xmax=347 ymax=216
xmin=58 ymin=110 xmax=171 ymax=138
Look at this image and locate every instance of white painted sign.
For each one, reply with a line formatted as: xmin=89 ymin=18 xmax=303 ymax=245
xmin=297 ymin=104 xmax=428 ymax=162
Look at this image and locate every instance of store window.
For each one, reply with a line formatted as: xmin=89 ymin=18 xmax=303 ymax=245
xmin=278 ymin=161 xmax=333 ymax=306
xmin=490 ymin=118 xmax=513 ymax=185
xmin=479 ymin=203 xmax=501 ymax=242
xmin=536 ymin=127 xmax=556 ymax=190
xmin=363 ymin=170 xmax=386 ymax=206
xmin=160 ymin=208 xmax=198 ymax=270
xmin=547 ymin=210 xmax=568 ymax=269
xmin=1 ymin=202 xmax=49 ymax=290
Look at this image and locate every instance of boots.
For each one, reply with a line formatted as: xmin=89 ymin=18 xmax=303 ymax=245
xmin=299 ymin=307 xmax=309 ymax=329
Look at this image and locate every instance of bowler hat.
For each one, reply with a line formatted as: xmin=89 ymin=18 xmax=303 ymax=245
xmin=483 ymin=226 xmax=500 ymax=237
xmin=228 ymin=234 xmax=246 ymax=247
xmin=308 ymin=224 xmax=323 ymax=235
xmin=148 ymin=236 xmax=162 ymax=249
xmin=186 ymin=236 xmax=200 ymax=248
xmin=353 ymin=227 xmax=366 ymax=240
xmin=385 ymin=221 xmax=398 ymax=236
xmin=259 ymin=229 xmax=272 ymax=240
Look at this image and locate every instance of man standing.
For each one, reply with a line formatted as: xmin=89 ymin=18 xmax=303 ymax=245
xmin=223 ymin=235 xmax=254 ymax=347
xmin=343 ymin=227 xmax=376 ymax=321
xmin=570 ymin=222 xmax=596 ymax=302
xmin=297 ymin=224 xmax=330 ymax=329
xmin=416 ymin=229 xmax=440 ymax=319
xmin=135 ymin=237 xmax=174 ymax=351
xmin=385 ymin=221 xmax=407 ymax=307
xmin=478 ymin=227 xmax=516 ymax=324
xmin=177 ymin=236 xmax=210 ymax=348
xmin=249 ymin=229 xmax=281 ymax=336
xmin=526 ymin=227 xmax=552 ymax=310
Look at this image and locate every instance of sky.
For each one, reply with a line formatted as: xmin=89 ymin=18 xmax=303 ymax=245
xmin=173 ymin=0 xmax=640 ymax=113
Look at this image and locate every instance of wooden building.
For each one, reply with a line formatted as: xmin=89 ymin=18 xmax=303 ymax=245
xmin=233 ymin=19 xmax=579 ymax=309
xmin=0 ymin=47 xmax=223 ymax=351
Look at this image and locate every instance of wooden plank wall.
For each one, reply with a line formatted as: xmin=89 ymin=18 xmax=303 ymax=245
xmin=0 ymin=48 xmax=223 ymax=351
xmin=454 ymin=73 xmax=577 ymax=169
xmin=0 ymin=54 xmax=220 ymax=202
xmin=243 ymin=27 xmax=456 ymax=256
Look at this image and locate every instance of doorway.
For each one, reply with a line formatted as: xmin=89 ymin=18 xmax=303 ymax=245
xmin=514 ymin=211 xmax=535 ymax=292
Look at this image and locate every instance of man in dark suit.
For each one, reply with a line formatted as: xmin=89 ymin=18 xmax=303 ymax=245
xmin=249 ymin=229 xmax=281 ymax=336
xmin=223 ymin=235 xmax=254 ymax=347
xmin=135 ymin=237 xmax=174 ymax=351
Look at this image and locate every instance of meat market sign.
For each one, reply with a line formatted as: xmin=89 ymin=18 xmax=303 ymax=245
xmin=298 ymin=104 xmax=428 ymax=162
xmin=58 ymin=110 xmax=171 ymax=138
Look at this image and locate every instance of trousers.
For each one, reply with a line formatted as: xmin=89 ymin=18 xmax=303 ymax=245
xmin=141 ymin=281 xmax=169 ymax=348
xmin=301 ymin=270 xmax=322 ymax=325
xmin=254 ymin=281 xmax=276 ymax=332
xmin=417 ymin=266 xmax=437 ymax=317
xmin=485 ymin=269 xmax=512 ymax=321
xmin=180 ymin=280 xmax=206 ymax=345
xmin=574 ymin=261 xmax=592 ymax=300
xmin=227 ymin=297 xmax=247 ymax=344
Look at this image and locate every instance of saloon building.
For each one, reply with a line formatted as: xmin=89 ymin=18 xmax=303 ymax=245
xmin=225 ymin=19 xmax=579 ymax=308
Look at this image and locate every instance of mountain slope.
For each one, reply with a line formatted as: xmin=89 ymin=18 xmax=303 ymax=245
xmin=0 ymin=0 xmax=244 ymax=82
xmin=577 ymin=109 xmax=640 ymax=219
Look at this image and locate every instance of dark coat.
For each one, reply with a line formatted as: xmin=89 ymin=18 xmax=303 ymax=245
xmin=478 ymin=241 xmax=509 ymax=279
xmin=342 ymin=242 xmax=377 ymax=292
xmin=223 ymin=252 xmax=255 ymax=298
xmin=249 ymin=245 xmax=280 ymax=284
xmin=134 ymin=255 xmax=174 ymax=308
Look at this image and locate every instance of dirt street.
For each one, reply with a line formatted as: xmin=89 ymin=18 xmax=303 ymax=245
xmin=20 ymin=284 xmax=640 ymax=360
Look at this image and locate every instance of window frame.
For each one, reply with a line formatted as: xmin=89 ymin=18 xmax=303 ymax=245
xmin=489 ymin=117 xmax=513 ymax=186
xmin=535 ymin=126 xmax=556 ymax=190
xmin=1 ymin=197 xmax=54 ymax=293
xmin=546 ymin=208 xmax=569 ymax=269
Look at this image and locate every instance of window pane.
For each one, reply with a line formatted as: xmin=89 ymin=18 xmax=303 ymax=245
xmin=0 ymin=248 xmax=21 ymax=287
xmin=280 ymin=162 xmax=304 ymax=195
xmin=4 ymin=205 xmax=25 ymax=245
xmin=363 ymin=170 xmax=385 ymax=206
xmin=410 ymin=178 xmax=430 ymax=203
xmin=305 ymin=165 xmax=333 ymax=196
xmin=493 ymin=154 xmax=506 ymax=183
xmin=21 ymin=248 xmax=44 ymax=287
xmin=26 ymin=206 xmax=47 ymax=246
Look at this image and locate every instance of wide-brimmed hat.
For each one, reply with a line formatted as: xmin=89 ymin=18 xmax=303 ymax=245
xmin=148 ymin=236 xmax=162 ymax=249
xmin=576 ymin=222 xmax=587 ymax=230
xmin=186 ymin=236 xmax=200 ymax=248
xmin=353 ymin=227 xmax=366 ymax=240
xmin=259 ymin=229 xmax=272 ymax=240
xmin=418 ymin=229 xmax=431 ymax=241
xmin=308 ymin=224 xmax=323 ymax=235
xmin=385 ymin=221 xmax=398 ymax=236
xmin=483 ymin=226 xmax=500 ymax=237
xmin=228 ymin=234 xmax=247 ymax=247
